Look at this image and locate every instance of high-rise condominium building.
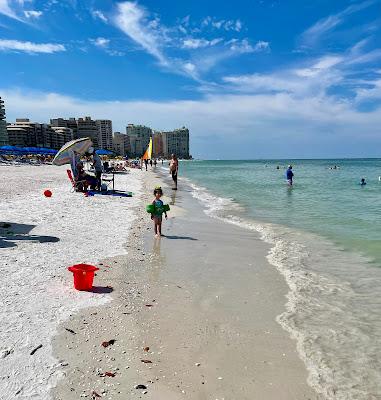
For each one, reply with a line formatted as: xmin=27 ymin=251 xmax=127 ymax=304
xmin=51 ymin=117 xmax=99 ymax=148
xmin=96 ymin=120 xmax=113 ymax=150
xmin=112 ymin=132 xmax=129 ymax=156
xmin=50 ymin=127 xmax=74 ymax=148
xmin=7 ymin=119 xmax=72 ymax=149
xmin=126 ymin=124 xmax=152 ymax=157
xmin=51 ymin=118 xmax=78 ymax=139
xmin=152 ymin=131 xmax=164 ymax=158
xmin=0 ymin=97 xmax=9 ymax=145
xmin=77 ymin=117 xmax=98 ymax=148
xmin=161 ymin=127 xmax=190 ymax=159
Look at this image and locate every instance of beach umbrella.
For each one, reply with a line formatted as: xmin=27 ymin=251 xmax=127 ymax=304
xmin=20 ymin=147 xmax=57 ymax=155
xmin=52 ymin=138 xmax=93 ymax=166
xmin=0 ymin=145 xmax=25 ymax=154
xmin=39 ymin=147 xmax=57 ymax=155
xmin=23 ymin=147 xmax=41 ymax=154
xmin=96 ymin=149 xmax=115 ymax=156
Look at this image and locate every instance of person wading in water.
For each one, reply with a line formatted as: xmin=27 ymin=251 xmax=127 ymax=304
xmin=169 ymin=154 xmax=179 ymax=190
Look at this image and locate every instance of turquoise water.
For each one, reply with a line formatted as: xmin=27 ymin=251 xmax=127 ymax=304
xmin=179 ymin=159 xmax=381 ymax=399
xmin=180 ymin=159 xmax=381 ymax=265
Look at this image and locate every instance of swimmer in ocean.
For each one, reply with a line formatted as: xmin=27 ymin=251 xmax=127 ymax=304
xmin=360 ymin=178 xmax=367 ymax=186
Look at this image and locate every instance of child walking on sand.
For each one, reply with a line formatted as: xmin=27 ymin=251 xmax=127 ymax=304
xmin=150 ymin=186 xmax=168 ymax=237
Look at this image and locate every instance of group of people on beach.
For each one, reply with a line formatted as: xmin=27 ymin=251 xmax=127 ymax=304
xmin=70 ymin=148 xmax=103 ymax=192
xmin=143 ymin=158 xmax=161 ymax=171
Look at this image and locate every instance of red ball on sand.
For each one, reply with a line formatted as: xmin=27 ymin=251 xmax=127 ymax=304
xmin=44 ymin=190 xmax=52 ymax=197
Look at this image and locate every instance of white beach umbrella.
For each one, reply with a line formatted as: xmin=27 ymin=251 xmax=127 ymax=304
xmin=52 ymin=138 xmax=93 ymax=166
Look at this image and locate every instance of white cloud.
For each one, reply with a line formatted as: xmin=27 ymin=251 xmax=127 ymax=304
xmin=91 ymin=37 xmax=110 ymax=48
xmin=113 ymin=1 xmax=168 ymax=66
xmin=2 ymin=88 xmax=381 ymax=158
xmin=0 ymin=0 xmax=22 ymax=20
xmin=182 ymin=37 xmax=222 ymax=49
xmin=300 ymin=0 xmax=376 ymax=47
xmin=23 ymin=10 xmax=42 ymax=18
xmin=91 ymin=9 xmax=108 ymax=23
xmin=112 ymin=3 xmax=268 ymax=80
xmin=295 ymin=55 xmax=343 ymax=77
xmin=0 ymin=39 xmax=65 ymax=53
xmin=202 ymin=16 xmax=243 ymax=32
xmin=187 ymin=39 xmax=270 ymax=75
xmin=183 ymin=62 xmax=196 ymax=73
xmin=223 ymin=54 xmax=346 ymax=98
xmin=228 ymin=39 xmax=269 ymax=54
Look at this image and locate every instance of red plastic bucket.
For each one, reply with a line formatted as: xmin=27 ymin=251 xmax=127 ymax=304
xmin=68 ymin=264 xmax=99 ymax=291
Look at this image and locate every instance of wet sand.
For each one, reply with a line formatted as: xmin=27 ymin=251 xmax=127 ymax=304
xmin=52 ymin=168 xmax=319 ymax=399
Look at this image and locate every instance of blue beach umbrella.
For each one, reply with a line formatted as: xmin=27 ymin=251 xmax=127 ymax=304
xmin=0 ymin=145 xmax=25 ymax=154
xmin=39 ymin=147 xmax=57 ymax=154
xmin=96 ymin=149 xmax=115 ymax=155
xmin=23 ymin=147 xmax=40 ymax=154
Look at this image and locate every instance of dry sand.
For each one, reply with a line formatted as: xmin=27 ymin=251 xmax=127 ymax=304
xmin=52 ymin=167 xmax=320 ymax=400
xmin=0 ymin=164 xmax=141 ymax=400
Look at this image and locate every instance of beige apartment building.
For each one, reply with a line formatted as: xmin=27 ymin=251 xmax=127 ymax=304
xmin=112 ymin=132 xmax=129 ymax=156
xmin=161 ymin=127 xmax=190 ymax=159
xmin=7 ymin=119 xmax=73 ymax=149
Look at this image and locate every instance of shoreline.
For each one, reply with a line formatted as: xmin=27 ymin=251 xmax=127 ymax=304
xmin=52 ymin=167 xmax=318 ymax=399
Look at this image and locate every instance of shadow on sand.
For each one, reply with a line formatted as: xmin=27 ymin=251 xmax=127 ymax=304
xmin=91 ymin=286 xmax=114 ymax=294
xmin=162 ymin=235 xmax=198 ymax=241
xmin=0 ymin=222 xmax=60 ymax=249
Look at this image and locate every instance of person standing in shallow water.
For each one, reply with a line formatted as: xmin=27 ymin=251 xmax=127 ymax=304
xmin=169 ymin=154 xmax=179 ymax=190
xmin=286 ymin=165 xmax=294 ymax=186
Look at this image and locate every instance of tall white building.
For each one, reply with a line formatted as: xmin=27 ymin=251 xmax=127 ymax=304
xmin=161 ymin=127 xmax=190 ymax=159
xmin=0 ymin=97 xmax=8 ymax=146
xmin=126 ymin=124 xmax=152 ymax=157
xmin=96 ymin=120 xmax=113 ymax=150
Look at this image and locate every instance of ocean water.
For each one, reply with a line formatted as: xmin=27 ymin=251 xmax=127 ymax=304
xmin=179 ymin=159 xmax=381 ymax=400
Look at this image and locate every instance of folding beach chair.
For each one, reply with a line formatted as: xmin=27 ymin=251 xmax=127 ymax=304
xmin=101 ymin=172 xmax=115 ymax=192
xmin=66 ymin=169 xmax=87 ymax=192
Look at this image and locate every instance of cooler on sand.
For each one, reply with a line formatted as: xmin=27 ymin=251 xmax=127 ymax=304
xmin=68 ymin=264 xmax=99 ymax=291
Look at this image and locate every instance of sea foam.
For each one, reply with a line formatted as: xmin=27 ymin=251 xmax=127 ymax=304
xmin=185 ymin=177 xmax=381 ymax=400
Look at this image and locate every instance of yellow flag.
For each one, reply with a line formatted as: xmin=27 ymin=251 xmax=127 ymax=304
xmin=142 ymin=137 xmax=153 ymax=160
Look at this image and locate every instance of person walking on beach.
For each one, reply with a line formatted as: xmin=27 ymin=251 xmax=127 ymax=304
xmin=169 ymin=154 xmax=179 ymax=190
xmin=286 ymin=165 xmax=294 ymax=186
xmin=150 ymin=186 xmax=168 ymax=237
xmin=144 ymin=158 xmax=148 ymax=171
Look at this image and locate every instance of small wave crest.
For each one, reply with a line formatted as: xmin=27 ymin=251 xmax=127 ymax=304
xmin=186 ymin=179 xmax=381 ymax=400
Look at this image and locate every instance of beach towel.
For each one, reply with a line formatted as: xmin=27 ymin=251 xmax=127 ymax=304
xmin=86 ymin=190 xmax=133 ymax=198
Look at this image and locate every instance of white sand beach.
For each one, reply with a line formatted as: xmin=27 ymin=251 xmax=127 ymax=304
xmin=1 ymin=164 xmax=319 ymax=400
xmin=0 ymin=164 xmax=142 ymax=399
xmin=52 ymin=168 xmax=318 ymax=400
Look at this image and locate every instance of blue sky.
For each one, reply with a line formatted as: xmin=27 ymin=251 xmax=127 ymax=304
xmin=0 ymin=0 xmax=381 ymax=158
